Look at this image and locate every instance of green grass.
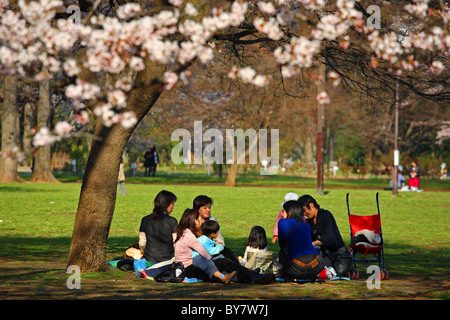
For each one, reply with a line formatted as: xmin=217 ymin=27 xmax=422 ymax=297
xmin=19 ymin=166 xmax=450 ymax=190
xmin=1 ymin=172 xmax=449 ymax=299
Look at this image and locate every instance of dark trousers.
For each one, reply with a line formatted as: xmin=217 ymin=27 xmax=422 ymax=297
xmin=213 ymin=257 xmax=250 ymax=283
xmin=184 ymin=264 xmax=211 ymax=282
xmin=184 ymin=257 xmax=250 ymax=283
xmin=220 ymin=246 xmax=240 ymax=263
xmin=321 ymin=245 xmax=347 ymax=268
xmin=279 ymin=251 xmax=324 ymax=280
xmin=145 ymin=165 xmax=156 ymax=177
xmin=284 ymin=255 xmax=324 ymax=280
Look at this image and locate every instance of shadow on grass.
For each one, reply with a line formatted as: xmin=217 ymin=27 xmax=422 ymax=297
xmin=1 ymin=236 xmax=449 ymax=300
xmin=0 ymin=185 xmax=63 ymax=193
xmin=1 ymin=236 xmax=448 ymax=280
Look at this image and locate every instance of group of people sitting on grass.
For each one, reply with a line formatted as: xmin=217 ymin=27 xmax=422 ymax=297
xmin=137 ymin=190 xmax=348 ymax=284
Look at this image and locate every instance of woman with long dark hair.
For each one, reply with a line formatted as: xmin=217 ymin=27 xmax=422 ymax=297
xmin=139 ymin=190 xmax=178 ymax=263
xmin=278 ymin=200 xmax=324 ymax=281
xmin=174 ymin=209 xmax=236 ymax=284
xmin=176 ymin=204 xmax=275 ymax=285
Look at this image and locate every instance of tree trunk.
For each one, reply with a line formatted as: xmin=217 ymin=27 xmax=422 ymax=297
xmin=316 ymin=59 xmax=326 ymax=195
xmin=22 ymin=102 xmax=36 ymax=164
xmin=30 ymin=79 xmax=59 ymax=183
xmin=67 ymin=123 xmax=130 ymax=272
xmin=0 ymin=75 xmax=23 ymax=183
xmin=67 ymin=60 xmax=165 ymax=272
xmin=225 ymin=163 xmax=239 ymax=187
xmin=327 ymin=123 xmax=335 ymax=163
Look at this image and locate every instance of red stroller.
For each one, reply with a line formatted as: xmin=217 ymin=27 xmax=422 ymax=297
xmin=346 ymin=192 xmax=388 ymax=280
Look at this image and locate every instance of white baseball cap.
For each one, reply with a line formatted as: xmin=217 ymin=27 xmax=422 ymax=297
xmin=281 ymin=192 xmax=299 ymax=208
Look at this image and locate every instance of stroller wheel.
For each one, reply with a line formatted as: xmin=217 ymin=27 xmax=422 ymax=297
xmin=378 ymin=270 xmax=389 ymax=280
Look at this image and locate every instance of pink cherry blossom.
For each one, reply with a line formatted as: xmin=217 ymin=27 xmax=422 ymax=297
xmin=120 ymin=111 xmax=138 ymax=129
xmin=76 ymin=111 xmax=90 ymax=125
xmin=117 ymin=3 xmax=142 ymax=19
xmin=169 ymin=0 xmax=183 ymax=7
xmin=54 ymin=121 xmax=73 ymax=138
xmin=258 ymin=2 xmax=277 ymax=15
xmin=33 ymin=127 xmax=56 ymax=147
xmin=316 ymin=91 xmax=331 ymax=104
xmin=63 ymin=59 xmax=80 ymax=77
xmin=108 ymin=90 xmax=127 ymax=108
xmin=164 ymin=71 xmax=178 ymax=90
xmin=185 ymin=3 xmax=198 ymax=16
xmin=0 ymin=0 xmax=447 ymax=149
xmin=66 ymin=80 xmax=101 ymax=101
xmin=254 ymin=17 xmax=284 ymax=40
xmin=327 ymin=71 xmax=341 ymax=86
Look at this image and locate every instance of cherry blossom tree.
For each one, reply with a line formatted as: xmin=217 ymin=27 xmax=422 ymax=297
xmin=0 ymin=0 xmax=448 ymax=271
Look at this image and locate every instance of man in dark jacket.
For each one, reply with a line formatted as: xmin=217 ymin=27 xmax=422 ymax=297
xmin=297 ymin=195 xmax=346 ymax=268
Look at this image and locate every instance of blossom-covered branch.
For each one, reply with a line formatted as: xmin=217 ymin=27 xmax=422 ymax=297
xmin=0 ymin=0 xmax=448 ymax=148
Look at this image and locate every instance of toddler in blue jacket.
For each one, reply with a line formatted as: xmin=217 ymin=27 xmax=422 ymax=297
xmin=192 ymin=219 xmax=225 ymax=261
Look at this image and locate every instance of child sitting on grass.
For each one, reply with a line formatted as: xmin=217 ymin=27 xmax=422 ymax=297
xmin=191 ymin=219 xmax=237 ymax=284
xmin=272 ymin=192 xmax=299 ymax=244
xmin=194 ymin=220 xmax=275 ymax=284
xmin=239 ymin=226 xmax=268 ymax=266
xmin=193 ymin=220 xmax=225 ymax=261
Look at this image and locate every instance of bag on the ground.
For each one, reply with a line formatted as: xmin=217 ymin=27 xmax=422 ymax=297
xmin=154 ymin=262 xmax=185 ymax=283
xmin=117 ymin=258 xmax=135 ymax=271
xmin=331 ymin=251 xmax=353 ymax=277
xmin=133 ymin=259 xmax=148 ymax=277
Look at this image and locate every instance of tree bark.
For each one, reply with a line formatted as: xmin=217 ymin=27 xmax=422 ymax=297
xmin=22 ymin=102 xmax=36 ymax=163
xmin=317 ymin=59 xmax=326 ymax=196
xmin=30 ymin=78 xmax=59 ymax=183
xmin=0 ymin=75 xmax=23 ymax=183
xmin=225 ymin=163 xmax=239 ymax=187
xmin=67 ymin=60 xmax=165 ymax=272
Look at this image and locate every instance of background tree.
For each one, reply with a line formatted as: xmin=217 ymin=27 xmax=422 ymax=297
xmin=0 ymin=75 xmax=23 ymax=182
xmin=30 ymin=77 xmax=60 ymax=182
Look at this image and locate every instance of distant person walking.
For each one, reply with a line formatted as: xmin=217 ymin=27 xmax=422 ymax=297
xmin=144 ymin=146 xmax=159 ymax=177
xmin=117 ymin=158 xmax=127 ymax=196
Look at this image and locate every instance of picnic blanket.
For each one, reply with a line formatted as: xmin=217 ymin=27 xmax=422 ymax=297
xmin=107 ymin=258 xmax=350 ymax=283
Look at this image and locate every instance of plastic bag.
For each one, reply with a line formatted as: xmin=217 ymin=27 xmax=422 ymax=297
xmin=133 ymin=259 xmax=147 ymax=277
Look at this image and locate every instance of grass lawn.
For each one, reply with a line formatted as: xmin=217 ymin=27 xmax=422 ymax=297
xmin=0 ymin=171 xmax=449 ymax=301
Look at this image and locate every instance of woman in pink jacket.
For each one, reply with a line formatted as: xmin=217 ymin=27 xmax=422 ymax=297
xmin=174 ymin=209 xmax=235 ymax=284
